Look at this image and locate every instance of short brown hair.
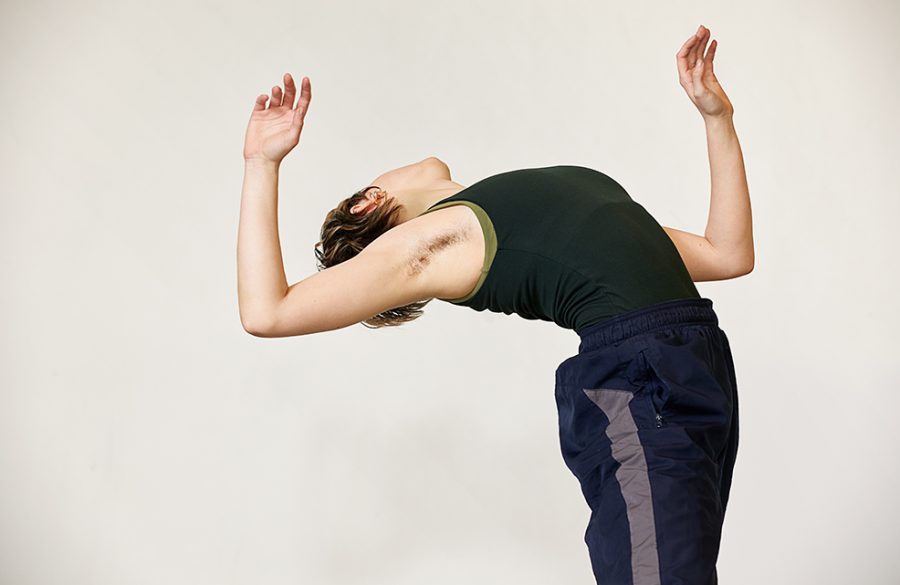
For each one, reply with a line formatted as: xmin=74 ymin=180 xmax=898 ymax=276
xmin=313 ymin=187 xmax=432 ymax=328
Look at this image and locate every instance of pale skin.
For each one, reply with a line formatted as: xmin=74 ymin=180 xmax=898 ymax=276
xmin=238 ymin=24 xmax=753 ymax=338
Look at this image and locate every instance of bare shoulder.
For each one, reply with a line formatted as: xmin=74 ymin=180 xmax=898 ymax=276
xmin=398 ymin=204 xmax=484 ymax=301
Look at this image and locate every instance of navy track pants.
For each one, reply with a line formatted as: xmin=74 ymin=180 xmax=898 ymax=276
xmin=554 ymin=297 xmax=740 ymax=585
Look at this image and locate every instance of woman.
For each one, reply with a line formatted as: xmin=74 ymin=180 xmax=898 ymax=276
xmin=238 ymin=23 xmax=751 ymax=585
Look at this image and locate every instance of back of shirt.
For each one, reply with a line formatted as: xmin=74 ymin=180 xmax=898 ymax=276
xmin=418 ymin=165 xmax=700 ymax=334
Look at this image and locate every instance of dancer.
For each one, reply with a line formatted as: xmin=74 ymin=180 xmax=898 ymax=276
xmin=237 ymin=23 xmax=751 ymax=585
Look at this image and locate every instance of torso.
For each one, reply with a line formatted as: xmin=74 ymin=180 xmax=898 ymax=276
xmin=414 ymin=165 xmax=700 ymax=333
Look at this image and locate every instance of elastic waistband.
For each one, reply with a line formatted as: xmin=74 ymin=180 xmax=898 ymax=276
xmin=577 ymin=297 xmax=718 ymax=353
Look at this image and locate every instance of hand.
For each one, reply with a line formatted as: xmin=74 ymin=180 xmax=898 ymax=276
xmin=243 ymin=73 xmax=312 ymax=164
xmin=676 ymin=25 xmax=734 ymax=120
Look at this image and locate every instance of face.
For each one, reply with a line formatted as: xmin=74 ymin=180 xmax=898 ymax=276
xmin=351 ymin=156 xmax=451 ymax=216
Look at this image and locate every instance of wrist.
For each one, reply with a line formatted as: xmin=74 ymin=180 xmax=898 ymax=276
xmin=244 ymin=157 xmax=280 ymax=172
xmin=702 ymin=112 xmax=735 ymax=129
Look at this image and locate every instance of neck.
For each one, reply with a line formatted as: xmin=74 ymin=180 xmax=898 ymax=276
xmin=399 ymin=179 xmax=467 ymax=222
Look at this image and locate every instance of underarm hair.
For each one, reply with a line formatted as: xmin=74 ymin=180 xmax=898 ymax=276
xmin=406 ymin=226 xmax=469 ymax=278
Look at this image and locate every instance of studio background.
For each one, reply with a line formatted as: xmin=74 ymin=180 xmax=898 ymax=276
xmin=2 ymin=1 xmax=898 ymax=584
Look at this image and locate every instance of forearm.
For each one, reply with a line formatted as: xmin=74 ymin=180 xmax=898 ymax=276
xmin=702 ymin=114 xmax=754 ymax=271
xmin=237 ymin=159 xmax=287 ymax=331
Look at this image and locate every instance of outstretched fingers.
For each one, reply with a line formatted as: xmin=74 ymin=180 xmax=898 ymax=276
xmin=249 ymin=73 xmax=310 ymax=123
xmin=292 ymin=76 xmax=311 ymax=127
xmin=282 ymin=73 xmax=296 ymax=109
xmin=297 ymin=76 xmax=311 ymax=111
xmin=252 ymin=94 xmax=269 ymax=112
xmin=270 ymin=84 xmax=283 ymax=108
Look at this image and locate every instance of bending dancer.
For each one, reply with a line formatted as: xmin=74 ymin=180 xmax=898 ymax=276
xmin=237 ymin=23 xmax=752 ymax=585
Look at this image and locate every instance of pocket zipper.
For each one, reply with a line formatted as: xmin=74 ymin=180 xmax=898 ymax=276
xmin=639 ymin=349 xmax=666 ymax=428
xmin=649 ymin=383 xmax=665 ymax=428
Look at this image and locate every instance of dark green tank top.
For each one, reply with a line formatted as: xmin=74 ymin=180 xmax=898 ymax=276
xmin=418 ymin=165 xmax=700 ymax=334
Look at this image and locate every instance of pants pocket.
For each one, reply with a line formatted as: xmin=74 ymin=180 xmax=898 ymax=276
xmin=627 ymin=348 xmax=671 ymax=430
xmin=638 ymin=328 xmax=735 ymax=462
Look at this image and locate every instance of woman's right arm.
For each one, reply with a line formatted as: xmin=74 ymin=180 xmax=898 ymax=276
xmin=237 ymin=73 xmax=444 ymax=337
xmin=662 ymin=25 xmax=754 ymax=282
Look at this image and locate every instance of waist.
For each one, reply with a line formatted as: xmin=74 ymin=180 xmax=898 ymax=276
xmin=577 ymin=297 xmax=718 ymax=353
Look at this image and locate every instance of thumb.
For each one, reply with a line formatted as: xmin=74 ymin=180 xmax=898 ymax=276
xmin=292 ymin=104 xmax=305 ymax=129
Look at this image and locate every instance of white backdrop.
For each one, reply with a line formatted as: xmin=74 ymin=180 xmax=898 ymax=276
xmin=2 ymin=0 xmax=899 ymax=583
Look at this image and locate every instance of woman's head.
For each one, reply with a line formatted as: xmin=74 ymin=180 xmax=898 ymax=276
xmin=314 ymin=157 xmax=452 ymax=329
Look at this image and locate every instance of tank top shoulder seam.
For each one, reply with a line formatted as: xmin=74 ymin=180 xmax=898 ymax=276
xmin=421 ymin=199 xmax=498 ymax=304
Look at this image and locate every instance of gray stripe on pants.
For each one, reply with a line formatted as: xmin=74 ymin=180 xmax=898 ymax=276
xmin=584 ymin=388 xmax=661 ymax=585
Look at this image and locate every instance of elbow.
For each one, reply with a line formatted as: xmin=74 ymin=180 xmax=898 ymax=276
xmin=729 ymin=251 xmax=755 ymax=278
xmin=740 ymin=249 xmax=755 ymax=275
xmin=240 ymin=312 xmax=276 ymax=338
xmin=242 ymin=320 xmax=270 ymax=338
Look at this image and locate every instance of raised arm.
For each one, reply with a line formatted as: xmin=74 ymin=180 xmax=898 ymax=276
xmin=237 ymin=73 xmax=445 ymax=337
xmin=237 ymin=73 xmax=309 ymax=333
xmin=663 ymin=25 xmax=754 ymax=282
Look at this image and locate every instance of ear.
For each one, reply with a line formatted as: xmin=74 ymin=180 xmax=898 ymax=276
xmin=351 ymin=198 xmax=375 ymax=216
xmin=351 ymin=191 xmax=387 ymax=216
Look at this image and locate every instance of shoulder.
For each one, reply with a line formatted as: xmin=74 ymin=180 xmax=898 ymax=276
xmin=378 ymin=204 xmax=484 ymax=300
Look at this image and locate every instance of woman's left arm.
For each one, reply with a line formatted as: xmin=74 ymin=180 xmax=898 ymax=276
xmin=663 ymin=25 xmax=754 ymax=282
xmin=702 ymin=115 xmax=754 ymax=274
xmin=663 ymin=114 xmax=754 ymax=282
